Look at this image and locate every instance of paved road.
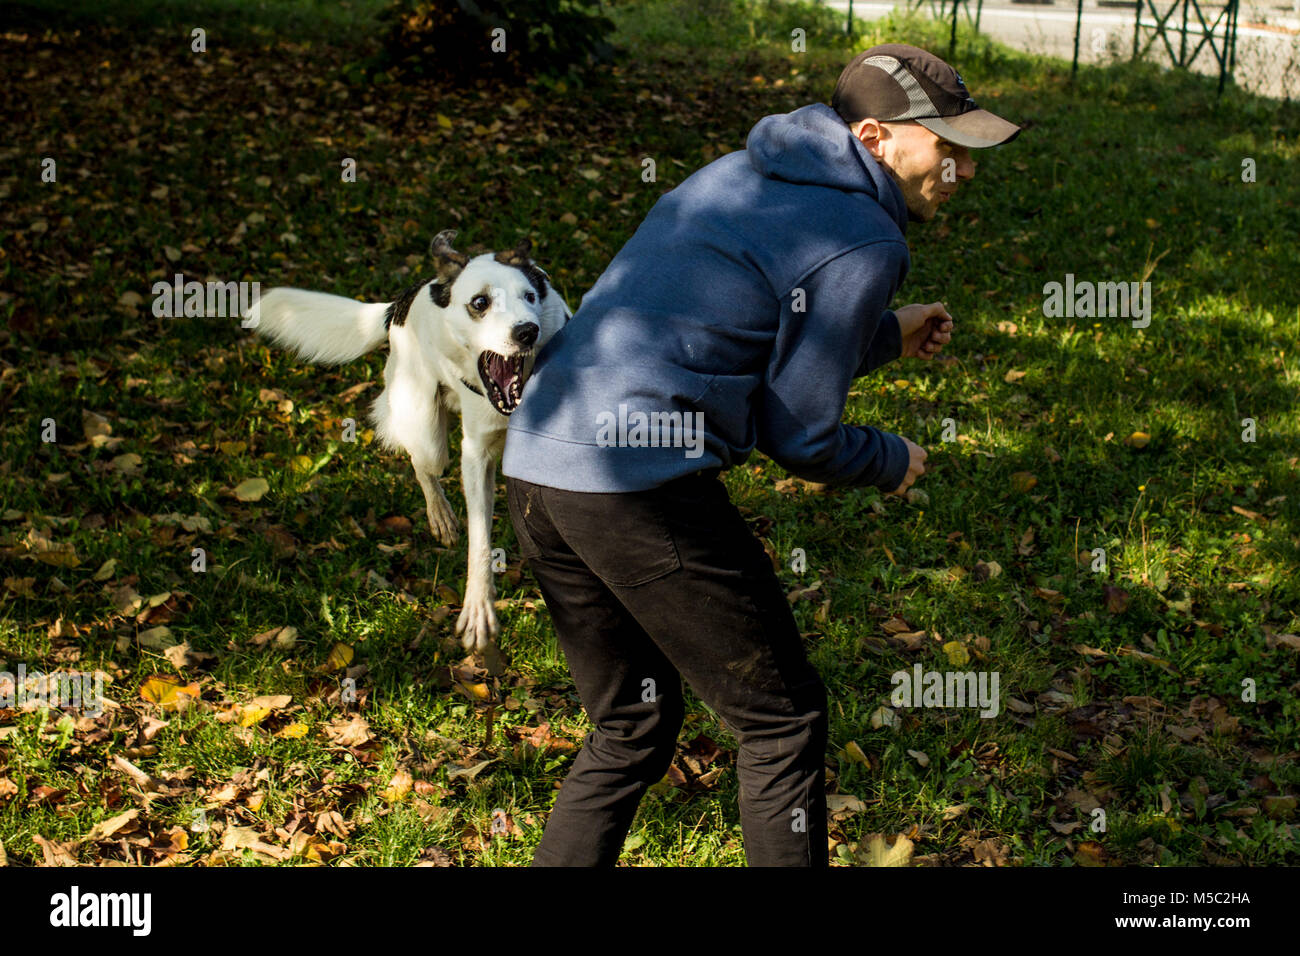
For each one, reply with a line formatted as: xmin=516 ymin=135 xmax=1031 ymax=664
xmin=825 ymin=0 xmax=1300 ymax=98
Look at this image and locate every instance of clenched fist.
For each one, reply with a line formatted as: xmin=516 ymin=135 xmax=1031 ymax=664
xmin=889 ymin=437 xmax=928 ymax=496
xmin=895 ymin=302 xmax=954 ymax=360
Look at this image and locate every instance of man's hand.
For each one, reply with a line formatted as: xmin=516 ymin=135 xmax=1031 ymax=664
xmin=895 ymin=302 xmax=953 ymax=360
xmin=888 ymin=437 xmax=928 ymax=496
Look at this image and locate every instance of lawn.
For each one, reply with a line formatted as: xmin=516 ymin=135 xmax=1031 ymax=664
xmin=1 ymin=0 xmax=1297 ymax=867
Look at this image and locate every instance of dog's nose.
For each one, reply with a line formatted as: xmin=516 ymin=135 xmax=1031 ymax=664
xmin=511 ymin=322 xmax=539 ymax=348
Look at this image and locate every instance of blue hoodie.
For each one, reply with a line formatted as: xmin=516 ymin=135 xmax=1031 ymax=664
xmin=502 ymin=101 xmax=913 ymax=493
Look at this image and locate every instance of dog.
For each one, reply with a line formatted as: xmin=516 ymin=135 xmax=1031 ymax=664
xmin=242 ymin=229 xmax=571 ymax=653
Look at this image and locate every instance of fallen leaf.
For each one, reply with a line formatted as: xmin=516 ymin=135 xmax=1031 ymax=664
xmin=1010 ymin=472 xmax=1037 ymax=493
xmin=324 ymin=642 xmax=353 ymax=672
xmin=234 ymin=478 xmax=270 ymax=502
xmin=139 ymin=675 xmax=200 ymax=711
xmin=83 ymin=809 xmax=140 ymax=843
xmin=381 ymin=770 xmax=414 ymax=803
xmin=942 ymin=641 xmax=969 ymax=666
xmin=858 ymin=833 xmax=913 ymax=867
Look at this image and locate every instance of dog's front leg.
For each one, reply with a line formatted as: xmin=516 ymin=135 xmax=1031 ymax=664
xmin=455 ymin=437 xmax=499 ymax=654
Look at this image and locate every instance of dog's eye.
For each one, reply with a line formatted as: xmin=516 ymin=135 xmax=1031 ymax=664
xmin=524 ymin=291 xmax=536 ymax=303
xmin=471 ymin=294 xmax=490 ymax=311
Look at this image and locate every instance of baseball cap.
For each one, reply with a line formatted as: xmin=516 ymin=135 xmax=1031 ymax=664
xmin=831 ymin=43 xmax=1021 ymax=148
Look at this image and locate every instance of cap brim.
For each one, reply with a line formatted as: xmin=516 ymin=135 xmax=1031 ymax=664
xmin=916 ymin=110 xmax=1021 ymax=148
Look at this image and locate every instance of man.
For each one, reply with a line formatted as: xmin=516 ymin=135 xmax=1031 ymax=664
xmin=502 ymin=43 xmax=1021 ymax=866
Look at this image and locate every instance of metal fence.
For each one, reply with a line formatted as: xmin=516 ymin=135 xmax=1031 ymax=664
xmin=832 ymin=0 xmax=1300 ymax=100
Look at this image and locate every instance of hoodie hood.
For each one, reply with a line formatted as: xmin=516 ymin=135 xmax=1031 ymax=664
xmin=746 ymin=102 xmax=909 ymax=235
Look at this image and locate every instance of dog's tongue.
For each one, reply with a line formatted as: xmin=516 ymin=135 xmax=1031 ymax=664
xmin=487 ymin=352 xmax=522 ymax=392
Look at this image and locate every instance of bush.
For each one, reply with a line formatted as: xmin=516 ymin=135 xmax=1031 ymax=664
xmin=377 ymin=0 xmax=618 ymax=80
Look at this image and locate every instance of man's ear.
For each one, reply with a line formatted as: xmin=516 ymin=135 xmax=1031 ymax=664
xmin=855 ymin=117 xmax=887 ymax=154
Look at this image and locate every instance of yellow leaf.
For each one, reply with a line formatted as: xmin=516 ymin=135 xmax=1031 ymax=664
xmin=276 ymin=722 xmax=308 ymax=739
xmin=239 ymin=694 xmax=291 ymax=726
xmin=219 ymin=440 xmax=247 ymax=456
xmin=140 ymin=676 xmax=200 ymax=711
xmin=381 ymin=770 xmax=413 ymax=803
xmin=1010 ymin=471 xmax=1037 ymax=493
xmin=234 ymin=477 xmax=269 ymax=501
xmin=325 ymin=642 xmax=354 ymax=672
xmin=843 ymin=740 xmax=870 ymax=765
xmin=112 ymin=453 xmax=143 ymax=474
xmin=943 ymin=641 xmax=970 ymax=666
xmin=459 ymin=681 xmax=491 ymax=701
xmin=291 ymin=455 xmax=314 ymax=473
xmin=1125 ymin=431 xmax=1150 ymax=448
xmin=858 ymin=833 xmax=914 ymax=867
xmin=436 ymin=113 xmax=452 ymax=128
xmin=239 ymin=705 xmax=272 ymax=727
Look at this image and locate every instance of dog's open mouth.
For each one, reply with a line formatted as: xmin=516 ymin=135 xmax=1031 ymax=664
xmin=477 ymin=350 xmax=530 ymax=415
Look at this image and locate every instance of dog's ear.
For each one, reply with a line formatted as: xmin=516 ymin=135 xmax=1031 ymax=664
xmin=493 ymin=237 xmax=533 ymax=267
xmin=429 ymin=229 xmax=469 ymax=284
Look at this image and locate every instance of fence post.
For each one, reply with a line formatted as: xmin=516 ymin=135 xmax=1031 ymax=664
xmin=1179 ymin=0 xmax=1189 ymax=65
xmin=1229 ymin=0 xmax=1237 ymax=71
xmin=1072 ymin=0 xmax=1085 ymax=77
xmin=949 ymin=0 xmax=960 ymax=57
xmin=1132 ymin=0 xmax=1142 ymax=59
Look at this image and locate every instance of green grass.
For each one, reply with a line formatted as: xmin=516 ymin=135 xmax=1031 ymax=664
xmin=0 ymin=0 xmax=1297 ymax=867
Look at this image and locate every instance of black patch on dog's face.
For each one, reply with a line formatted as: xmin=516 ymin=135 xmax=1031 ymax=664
xmin=385 ymin=277 xmax=432 ymax=330
xmin=429 ymin=279 xmax=453 ymax=309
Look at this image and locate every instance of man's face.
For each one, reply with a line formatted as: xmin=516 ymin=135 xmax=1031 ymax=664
xmin=854 ymin=119 xmax=976 ymax=222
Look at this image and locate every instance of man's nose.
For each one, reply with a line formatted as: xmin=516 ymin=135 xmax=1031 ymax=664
xmin=958 ymin=154 xmax=976 ymax=181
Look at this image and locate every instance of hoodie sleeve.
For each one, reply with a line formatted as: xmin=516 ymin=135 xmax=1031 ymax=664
xmin=754 ymin=241 xmax=912 ymax=490
xmin=856 ymin=308 xmax=902 ymax=376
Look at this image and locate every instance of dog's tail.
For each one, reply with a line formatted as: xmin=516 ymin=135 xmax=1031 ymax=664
xmin=244 ymin=288 xmax=390 ymax=365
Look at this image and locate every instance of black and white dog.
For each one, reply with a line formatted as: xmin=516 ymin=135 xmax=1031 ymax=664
xmin=243 ymin=230 xmax=571 ymax=653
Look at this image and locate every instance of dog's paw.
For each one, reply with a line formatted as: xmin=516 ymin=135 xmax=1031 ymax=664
xmin=455 ymin=596 xmax=500 ymax=654
xmin=426 ymin=498 xmax=460 ymax=546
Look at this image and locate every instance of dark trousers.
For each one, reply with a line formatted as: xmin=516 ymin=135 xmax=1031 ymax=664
xmin=505 ymin=468 xmax=829 ymax=867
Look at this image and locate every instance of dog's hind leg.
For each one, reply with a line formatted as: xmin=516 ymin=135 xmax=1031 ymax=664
xmin=408 ymin=395 xmax=459 ymax=547
xmin=454 ymin=433 xmax=500 ymax=654
xmin=413 ymin=461 xmax=459 ymax=547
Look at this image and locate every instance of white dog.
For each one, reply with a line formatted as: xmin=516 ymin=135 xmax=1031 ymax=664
xmin=243 ymin=230 xmax=571 ymax=653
